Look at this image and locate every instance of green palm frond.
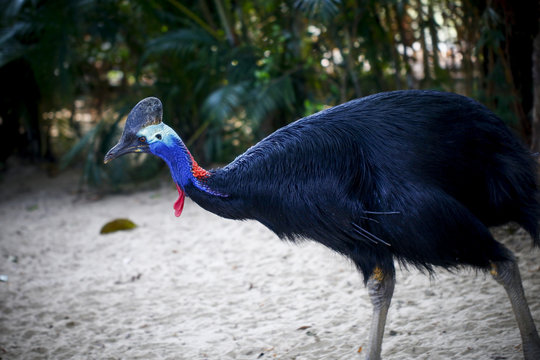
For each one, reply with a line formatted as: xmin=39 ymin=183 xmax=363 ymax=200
xmin=0 ymin=12 xmax=32 ymax=67
xmin=294 ymin=0 xmax=341 ymax=22
xmin=226 ymin=46 xmax=259 ymax=84
xmin=201 ymin=83 xmax=249 ymax=125
xmin=248 ymin=75 xmax=296 ymax=126
xmin=0 ymin=39 xmax=25 ymax=67
xmin=143 ymin=28 xmax=219 ymax=58
xmin=2 ymin=0 xmax=26 ymax=20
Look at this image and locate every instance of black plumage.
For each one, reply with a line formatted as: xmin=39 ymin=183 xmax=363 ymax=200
xmin=188 ymin=91 xmax=539 ymax=281
xmin=105 ymin=90 xmax=540 ymax=360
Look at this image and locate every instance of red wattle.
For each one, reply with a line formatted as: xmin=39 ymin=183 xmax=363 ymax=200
xmin=174 ymin=183 xmax=185 ymax=217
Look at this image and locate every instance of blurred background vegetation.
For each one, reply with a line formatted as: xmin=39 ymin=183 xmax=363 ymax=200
xmin=1 ymin=0 xmax=539 ymax=189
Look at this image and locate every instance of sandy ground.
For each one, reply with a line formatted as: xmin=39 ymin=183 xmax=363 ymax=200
xmin=0 ymin=166 xmax=539 ymax=360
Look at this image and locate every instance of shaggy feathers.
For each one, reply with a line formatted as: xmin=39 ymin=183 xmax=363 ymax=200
xmin=185 ymin=90 xmax=539 ymax=282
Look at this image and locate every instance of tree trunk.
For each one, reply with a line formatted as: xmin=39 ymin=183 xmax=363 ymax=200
xmin=531 ymin=31 xmax=540 ymax=152
xmin=344 ymin=29 xmax=362 ymax=98
xmin=395 ymin=0 xmax=414 ymax=88
xmin=490 ymin=0 xmax=539 ymax=143
xmin=427 ymin=0 xmax=440 ymax=75
xmin=417 ymin=0 xmax=431 ymax=86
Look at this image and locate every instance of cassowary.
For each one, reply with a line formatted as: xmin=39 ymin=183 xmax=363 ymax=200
xmin=104 ymin=90 xmax=540 ymax=360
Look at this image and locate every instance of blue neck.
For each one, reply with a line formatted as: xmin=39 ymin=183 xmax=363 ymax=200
xmin=150 ymin=130 xmax=224 ymax=197
xmin=140 ymin=123 xmax=226 ymax=197
xmin=142 ymin=125 xmax=192 ymax=188
xmin=165 ymin=138 xmax=194 ymax=189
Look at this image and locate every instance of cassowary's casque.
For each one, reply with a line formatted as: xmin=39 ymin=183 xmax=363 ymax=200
xmin=105 ymin=90 xmax=540 ymax=360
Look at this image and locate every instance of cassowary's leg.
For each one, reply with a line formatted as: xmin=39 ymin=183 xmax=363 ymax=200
xmin=365 ymin=267 xmax=395 ymax=360
xmin=490 ymin=260 xmax=540 ymax=360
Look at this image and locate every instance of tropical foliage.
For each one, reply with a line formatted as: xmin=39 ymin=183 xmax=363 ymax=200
xmin=0 ymin=0 xmax=538 ymax=188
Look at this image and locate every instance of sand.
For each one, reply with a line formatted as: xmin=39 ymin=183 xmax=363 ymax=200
xmin=0 ymin=166 xmax=539 ymax=360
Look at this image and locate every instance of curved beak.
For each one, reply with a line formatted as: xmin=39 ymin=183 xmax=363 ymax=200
xmin=104 ymin=141 xmax=145 ymax=164
xmin=103 ymin=97 xmax=162 ymax=164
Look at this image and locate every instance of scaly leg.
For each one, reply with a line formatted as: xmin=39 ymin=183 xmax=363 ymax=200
xmin=491 ymin=259 xmax=540 ymax=360
xmin=365 ymin=267 xmax=395 ymax=360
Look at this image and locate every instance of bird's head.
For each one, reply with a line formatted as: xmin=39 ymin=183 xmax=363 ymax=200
xmin=104 ymin=97 xmax=214 ymax=217
xmin=104 ymin=96 xmax=194 ymax=183
xmin=104 ymin=97 xmax=169 ymax=163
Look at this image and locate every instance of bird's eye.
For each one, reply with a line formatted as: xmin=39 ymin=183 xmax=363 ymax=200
xmin=156 ymin=134 xmax=162 ymax=140
xmin=138 ymin=136 xmax=146 ymax=143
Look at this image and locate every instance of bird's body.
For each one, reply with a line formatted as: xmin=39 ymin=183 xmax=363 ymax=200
xmin=185 ymin=91 xmax=539 ymax=281
xmin=105 ymin=90 xmax=540 ymax=359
